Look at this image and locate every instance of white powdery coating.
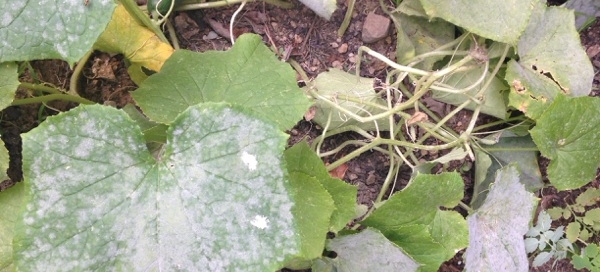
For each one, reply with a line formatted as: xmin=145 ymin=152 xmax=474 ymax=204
xmin=241 ymin=151 xmax=258 ymax=171
xmin=19 ymin=106 xmax=154 ymax=271
xmin=0 ymin=0 xmax=114 ymax=62
xmin=158 ymin=105 xmax=299 ymax=270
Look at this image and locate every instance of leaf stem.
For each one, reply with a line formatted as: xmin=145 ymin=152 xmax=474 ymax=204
xmin=11 ymin=94 xmax=95 ymax=106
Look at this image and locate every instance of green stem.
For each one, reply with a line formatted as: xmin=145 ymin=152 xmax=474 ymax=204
xmin=70 ymin=49 xmax=94 ymax=95
xmin=12 ymin=94 xmax=95 ymax=106
xmin=337 ymin=0 xmax=355 ymax=37
xmin=176 ymin=0 xmax=293 ymax=10
xmin=19 ymin=82 xmax=64 ymax=95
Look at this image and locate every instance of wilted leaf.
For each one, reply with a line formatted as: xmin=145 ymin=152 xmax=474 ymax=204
xmin=296 ymin=0 xmax=336 ymax=20
xmin=464 ymin=165 xmax=538 ymax=272
xmin=530 ymin=95 xmax=600 ymax=190
xmin=324 ymin=228 xmax=420 ymax=272
xmin=94 ymin=5 xmax=174 ymax=73
xmin=132 ymin=34 xmax=311 ymax=131
xmin=312 ymin=68 xmax=389 ymax=131
xmin=472 ymin=132 xmax=542 ymax=209
xmin=0 ymin=0 xmax=116 ymax=65
xmin=506 ymin=3 xmax=594 ymax=119
xmin=17 ymin=103 xmax=303 ymax=271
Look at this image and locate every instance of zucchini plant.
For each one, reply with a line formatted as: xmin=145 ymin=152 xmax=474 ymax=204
xmin=0 ymin=0 xmax=599 ymax=271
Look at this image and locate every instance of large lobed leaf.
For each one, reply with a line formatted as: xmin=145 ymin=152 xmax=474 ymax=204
xmin=361 ymin=172 xmax=468 ymax=271
xmin=0 ymin=0 xmax=116 ymax=65
xmin=16 ymin=103 xmax=304 ymax=271
xmin=418 ymin=0 xmax=536 ymax=44
xmin=506 ymin=2 xmax=593 ymax=119
xmin=530 ymin=95 xmax=600 ymax=190
xmin=464 ymin=165 xmax=538 ymax=271
xmin=132 ymin=34 xmax=311 ymax=131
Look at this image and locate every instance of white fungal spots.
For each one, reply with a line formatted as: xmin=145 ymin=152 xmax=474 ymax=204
xmin=250 ymin=215 xmax=270 ymax=229
xmin=241 ymin=151 xmax=258 ymax=171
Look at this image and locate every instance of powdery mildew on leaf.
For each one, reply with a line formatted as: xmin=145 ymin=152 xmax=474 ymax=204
xmin=0 ymin=0 xmax=116 ymax=64
xmin=18 ymin=103 xmax=300 ymax=271
xmin=326 ymin=228 xmax=420 ymax=272
xmin=464 ymin=165 xmax=538 ymax=271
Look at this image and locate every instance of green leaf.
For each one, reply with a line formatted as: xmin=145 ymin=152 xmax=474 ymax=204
xmin=132 ymin=34 xmax=311 ymax=130
xmin=285 ymin=141 xmax=357 ymax=233
xmin=506 ymin=3 xmax=594 ymax=119
xmin=0 ymin=182 xmax=24 ymax=272
xmin=576 ymin=188 xmax=600 ymax=207
xmin=296 ymin=0 xmax=336 ymax=20
xmin=0 ymin=62 xmax=18 ymax=112
xmin=361 ymin=172 xmax=467 ymax=271
xmin=464 ymin=165 xmax=538 ymax=271
xmin=529 ymin=95 xmax=600 ymax=190
xmin=566 ymin=221 xmax=581 ymax=243
xmin=324 ymin=228 xmax=420 ymax=272
xmin=288 ymin=173 xmax=334 ymax=259
xmin=0 ymin=1 xmax=116 ymax=65
xmin=471 ymin=132 xmax=542 ymax=209
xmin=17 ymin=103 xmax=303 ymax=271
xmin=432 ymin=64 xmax=507 ymax=119
xmin=418 ymin=0 xmax=536 ymax=44
xmin=311 ymin=68 xmax=389 ymax=131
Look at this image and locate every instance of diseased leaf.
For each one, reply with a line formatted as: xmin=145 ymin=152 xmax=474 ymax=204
xmin=418 ymin=0 xmax=536 ymax=44
xmin=296 ymin=0 xmax=336 ymax=20
xmin=530 ymin=95 xmax=600 ymax=190
xmin=391 ymin=11 xmax=455 ymax=70
xmin=325 ymin=228 xmax=420 ymax=272
xmin=0 ymin=62 xmax=18 ymax=112
xmin=361 ymin=172 xmax=468 ymax=271
xmin=432 ymin=63 xmax=508 ymax=119
xmin=17 ymin=103 xmax=303 ymax=271
xmin=285 ymin=141 xmax=357 ymax=233
xmin=94 ymin=5 xmax=174 ymax=74
xmin=0 ymin=0 xmax=116 ymax=65
xmin=312 ymin=68 xmax=389 ymax=131
xmin=132 ymin=34 xmax=311 ymax=131
xmin=0 ymin=182 xmax=24 ymax=272
xmin=506 ymin=3 xmax=594 ymax=119
xmin=464 ymin=165 xmax=538 ymax=272
xmin=472 ymin=132 xmax=542 ymax=209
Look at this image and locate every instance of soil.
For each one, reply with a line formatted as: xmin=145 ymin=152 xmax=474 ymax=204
xmin=1 ymin=0 xmax=599 ymax=271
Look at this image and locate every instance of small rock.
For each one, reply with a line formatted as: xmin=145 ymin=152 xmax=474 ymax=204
xmin=332 ymin=60 xmax=343 ymax=69
xmin=330 ymin=42 xmax=339 ymax=48
xmin=348 ymin=173 xmax=359 ymax=181
xmin=587 ymin=45 xmax=600 ymax=58
xmin=338 ymin=43 xmax=348 ymax=54
xmin=362 ymin=12 xmax=390 ymax=43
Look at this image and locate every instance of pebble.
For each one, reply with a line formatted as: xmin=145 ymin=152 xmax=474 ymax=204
xmin=338 ymin=43 xmax=348 ymax=54
xmin=362 ymin=12 xmax=390 ymax=43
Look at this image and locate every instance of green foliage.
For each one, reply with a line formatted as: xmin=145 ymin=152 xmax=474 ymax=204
xmin=0 ymin=0 xmax=599 ymax=270
xmin=132 ymin=34 xmax=311 ymax=130
xmin=546 ymin=188 xmax=600 ymax=243
xmin=0 ymin=0 xmax=116 ymax=65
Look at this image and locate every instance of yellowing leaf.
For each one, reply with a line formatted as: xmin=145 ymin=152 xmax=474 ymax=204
xmin=94 ymin=5 xmax=174 ymax=73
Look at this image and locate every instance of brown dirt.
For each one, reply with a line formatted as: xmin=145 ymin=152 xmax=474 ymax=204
xmin=1 ymin=0 xmax=599 ymax=271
